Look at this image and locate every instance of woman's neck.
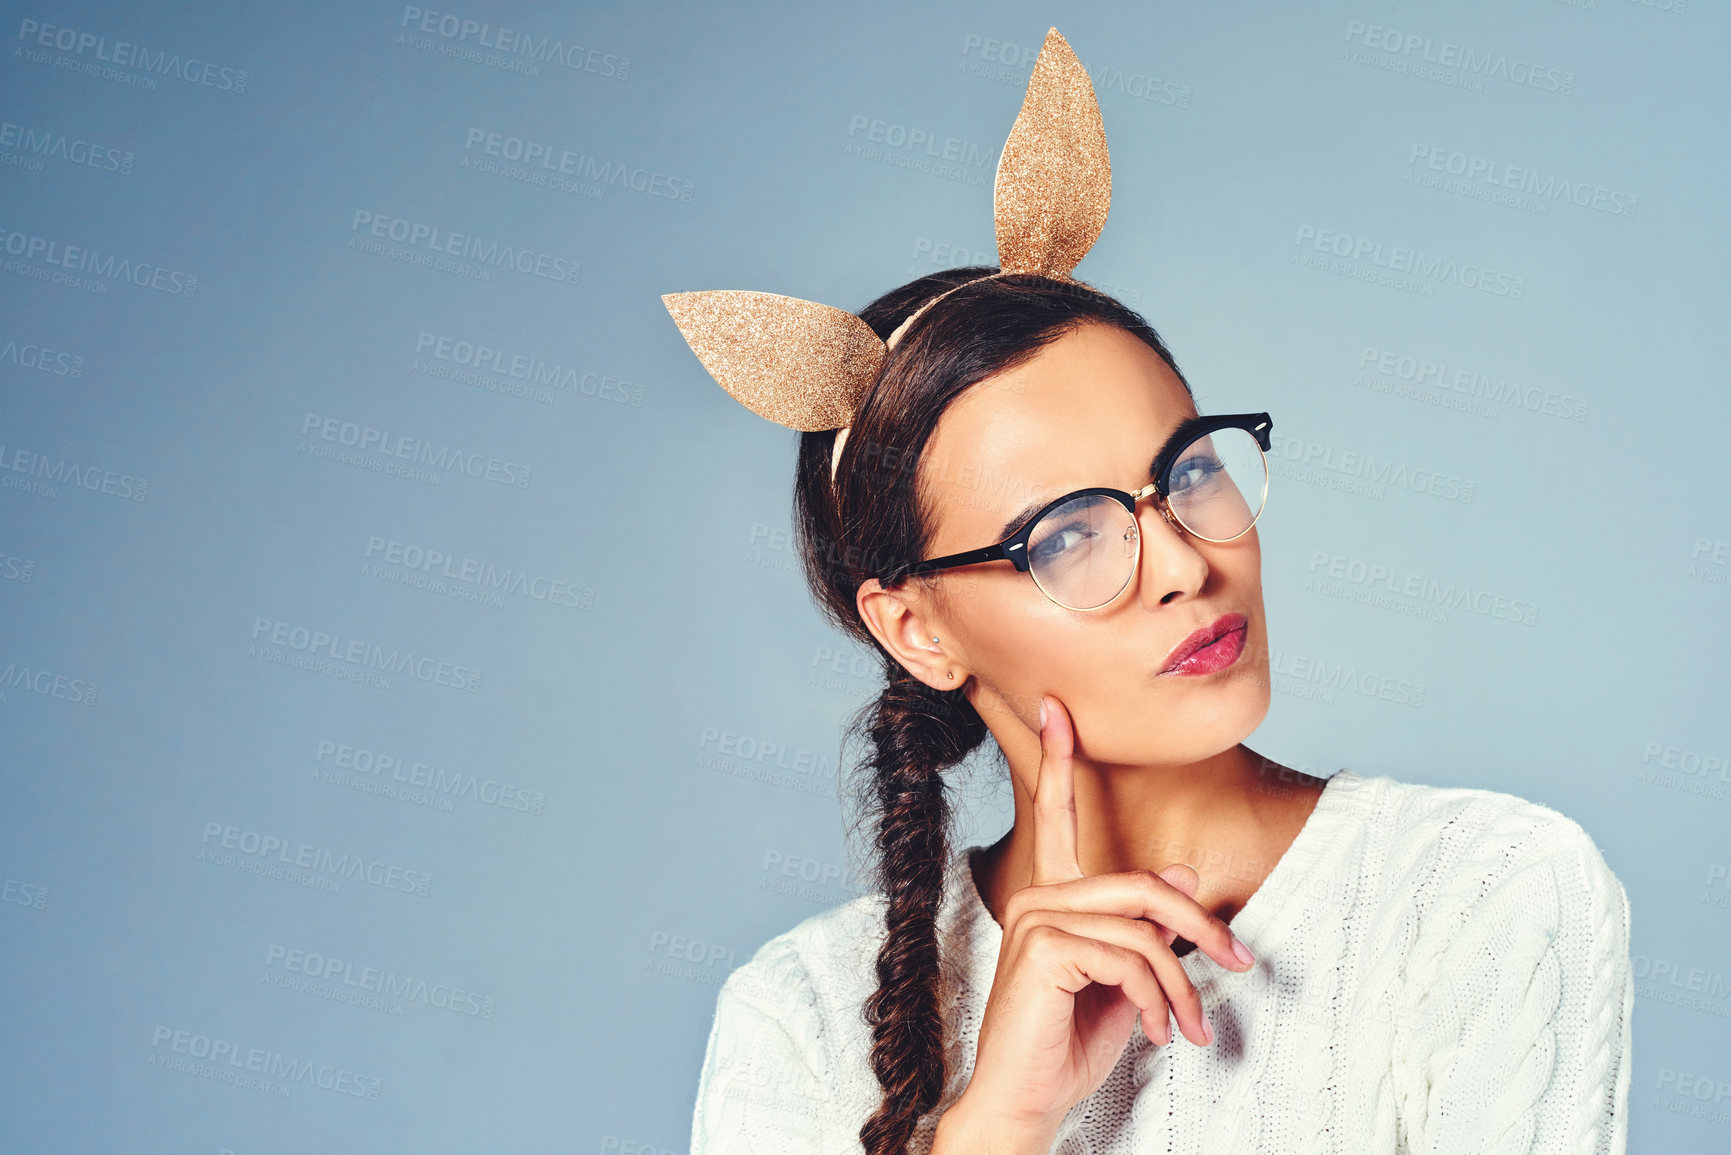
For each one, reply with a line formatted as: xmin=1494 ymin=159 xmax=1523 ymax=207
xmin=970 ymin=745 xmax=1329 ymax=932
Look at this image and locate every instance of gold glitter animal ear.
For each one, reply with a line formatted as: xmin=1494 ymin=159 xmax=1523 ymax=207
xmin=659 ymin=27 xmax=1111 ymax=475
xmin=992 ymin=26 xmax=1112 ymax=279
xmin=659 ymin=291 xmax=885 ymax=432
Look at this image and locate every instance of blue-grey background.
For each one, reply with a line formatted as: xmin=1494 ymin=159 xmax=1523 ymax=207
xmin=2 ymin=1 xmax=1726 ymax=1151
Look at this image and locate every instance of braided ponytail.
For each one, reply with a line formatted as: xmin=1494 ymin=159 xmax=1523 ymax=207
xmin=855 ymin=675 xmax=986 ymax=1155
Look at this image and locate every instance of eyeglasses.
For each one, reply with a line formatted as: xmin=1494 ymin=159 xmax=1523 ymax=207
xmin=894 ymin=412 xmax=1273 ymax=611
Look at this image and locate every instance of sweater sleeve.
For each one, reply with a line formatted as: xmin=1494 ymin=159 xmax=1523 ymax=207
xmin=690 ymin=936 xmax=841 ymax=1155
xmin=1393 ymin=814 xmax=1634 ymax=1154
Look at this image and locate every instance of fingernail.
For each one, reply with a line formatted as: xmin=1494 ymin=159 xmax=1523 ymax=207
xmin=1231 ymin=934 xmax=1255 ymax=967
xmin=1200 ymin=1010 xmax=1214 ymax=1044
xmin=1038 ymin=698 xmax=1048 ymax=731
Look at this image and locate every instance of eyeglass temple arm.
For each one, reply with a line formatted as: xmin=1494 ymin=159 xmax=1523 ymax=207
xmin=901 ymin=541 xmax=1022 ymax=578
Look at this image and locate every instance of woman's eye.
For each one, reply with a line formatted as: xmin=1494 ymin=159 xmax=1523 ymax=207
xmin=1170 ymin=454 xmax=1223 ymax=493
xmin=1030 ymin=522 xmax=1091 ymax=564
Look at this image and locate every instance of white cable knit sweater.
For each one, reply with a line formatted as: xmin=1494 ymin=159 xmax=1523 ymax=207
xmin=690 ymin=767 xmax=1635 ymax=1154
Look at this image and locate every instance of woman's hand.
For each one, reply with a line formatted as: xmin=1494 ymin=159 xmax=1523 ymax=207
xmin=949 ymin=694 xmax=1256 ymax=1148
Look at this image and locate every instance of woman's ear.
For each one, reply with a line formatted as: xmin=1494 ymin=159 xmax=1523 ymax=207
xmin=855 ymin=577 xmax=955 ymax=690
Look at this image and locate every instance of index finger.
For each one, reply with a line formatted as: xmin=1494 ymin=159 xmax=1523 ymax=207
xmin=1031 ymin=694 xmax=1085 ymax=887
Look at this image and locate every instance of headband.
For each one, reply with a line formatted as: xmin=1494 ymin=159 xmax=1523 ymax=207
xmin=660 ymin=26 xmax=1112 ymax=484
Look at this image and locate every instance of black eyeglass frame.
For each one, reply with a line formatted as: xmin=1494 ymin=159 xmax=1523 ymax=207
xmin=892 ymin=411 xmax=1274 ymax=589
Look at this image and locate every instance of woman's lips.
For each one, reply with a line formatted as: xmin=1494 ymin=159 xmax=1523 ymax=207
xmin=1160 ymin=612 xmax=1249 ymax=676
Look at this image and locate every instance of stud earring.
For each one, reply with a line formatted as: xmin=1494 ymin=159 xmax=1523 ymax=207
xmin=931 ymin=636 xmax=954 ymax=680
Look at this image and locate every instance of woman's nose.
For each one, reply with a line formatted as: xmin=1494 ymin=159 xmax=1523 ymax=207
xmin=1134 ymin=497 xmax=1207 ymax=606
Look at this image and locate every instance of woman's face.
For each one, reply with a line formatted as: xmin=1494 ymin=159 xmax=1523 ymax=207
xmin=892 ymin=320 xmax=1272 ymax=767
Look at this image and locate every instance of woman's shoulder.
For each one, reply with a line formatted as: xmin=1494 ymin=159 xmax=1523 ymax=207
xmin=1355 ymin=768 xmax=1617 ymax=871
xmin=692 ymin=891 xmax=898 ymax=1150
xmin=715 ymin=848 xmax=984 ymax=1042
xmin=715 ymin=883 xmax=892 ymax=1032
xmin=1342 ymin=768 xmax=1627 ymax=938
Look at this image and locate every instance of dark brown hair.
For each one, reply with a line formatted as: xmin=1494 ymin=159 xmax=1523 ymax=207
xmin=790 ymin=268 xmax=1192 ymax=1155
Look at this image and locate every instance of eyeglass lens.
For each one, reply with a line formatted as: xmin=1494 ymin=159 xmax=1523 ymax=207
xmin=1026 ymin=427 xmax=1268 ymax=610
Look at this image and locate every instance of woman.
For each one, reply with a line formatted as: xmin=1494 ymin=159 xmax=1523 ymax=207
xmin=674 ymin=30 xmax=1633 ymax=1155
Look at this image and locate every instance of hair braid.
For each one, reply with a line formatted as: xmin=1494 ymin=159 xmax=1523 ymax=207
xmin=856 ymin=675 xmax=985 ymax=1155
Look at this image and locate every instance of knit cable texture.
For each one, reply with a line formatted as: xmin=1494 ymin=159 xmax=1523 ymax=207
xmin=1390 ymin=805 xmax=1633 ymax=1154
xmin=689 ymin=769 xmax=1634 ymax=1154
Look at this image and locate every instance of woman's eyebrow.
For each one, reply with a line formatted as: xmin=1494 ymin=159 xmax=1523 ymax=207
xmin=998 ymin=497 xmax=1050 ymax=542
xmin=1148 ymin=416 xmax=1200 ymax=477
xmin=994 ymin=416 xmax=1199 ymax=541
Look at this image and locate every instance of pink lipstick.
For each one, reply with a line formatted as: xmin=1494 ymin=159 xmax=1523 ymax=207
xmin=1160 ymin=612 xmax=1248 ymax=676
